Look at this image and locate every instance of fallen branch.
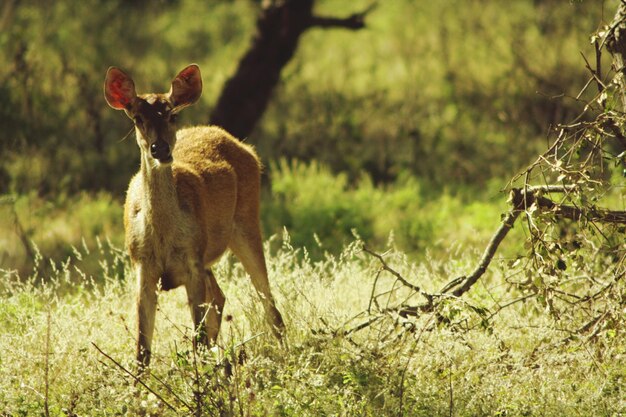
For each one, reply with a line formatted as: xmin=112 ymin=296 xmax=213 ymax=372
xmin=447 ymin=210 xmax=522 ymax=297
xmin=349 ymin=201 xmax=524 ymax=332
xmin=363 ymin=246 xmax=433 ymax=303
xmin=438 ymin=186 xmax=625 ymax=297
xmin=351 ymin=183 xmax=624 ymax=335
xmin=560 ymin=311 xmax=609 ymax=345
xmin=92 ymin=343 xmax=180 ymax=413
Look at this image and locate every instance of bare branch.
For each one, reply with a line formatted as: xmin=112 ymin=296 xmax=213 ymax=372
xmin=525 ymin=184 xmax=578 ymax=193
xmin=446 ymin=185 xmax=625 ymax=298
xmin=604 ymin=118 xmax=626 ymax=149
xmin=559 ymin=311 xmax=609 ymax=345
xmin=342 ymin=315 xmax=383 ymax=336
xmin=92 ymin=343 xmax=179 ymax=413
xmin=310 ymin=2 xmax=377 ymax=30
xmin=448 ymin=210 xmax=522 ymax=297
xmin=363 ymin=246 xmax=433 ymax=304
xmin=510 ymin=187 xmax=626 ymax=224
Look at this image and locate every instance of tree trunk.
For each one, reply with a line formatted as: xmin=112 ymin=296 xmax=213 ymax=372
xmin=209 ymin=0 xmax=374 ymax=140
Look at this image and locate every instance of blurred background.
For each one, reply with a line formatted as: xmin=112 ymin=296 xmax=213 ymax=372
xmin=0 ymin=0 xmax=614 ymax=274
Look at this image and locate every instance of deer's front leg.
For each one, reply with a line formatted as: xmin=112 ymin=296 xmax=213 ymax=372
xmin=136 ymin=264 xmax=158 ymax=368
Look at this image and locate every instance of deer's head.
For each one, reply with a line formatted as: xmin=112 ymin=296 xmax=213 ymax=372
xmin=104 ymin=64 xmax=203 ymax=165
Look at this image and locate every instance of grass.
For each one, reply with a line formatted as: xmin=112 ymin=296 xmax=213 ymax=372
xmin=2 ymin=159 xmax=523 ymax=277
xmin=0 ymin=192 xmax=124 ymax=276
xmin=1 ymin=237 xmax=624 ymax=416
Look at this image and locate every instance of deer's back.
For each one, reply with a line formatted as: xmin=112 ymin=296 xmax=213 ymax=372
xmin=174 ymin=126 xmax=261 ymax=176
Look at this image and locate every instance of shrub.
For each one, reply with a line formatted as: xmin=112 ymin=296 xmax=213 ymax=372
xmin=263 ymin=160 xmax=515 ymax=260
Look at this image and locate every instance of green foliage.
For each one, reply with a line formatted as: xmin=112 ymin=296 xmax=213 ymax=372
xmin=0 ymin=192 xmax=124 ymax=275
xmin=258 ymin=0 xmax=609 ymax=184
xmin=3 ymin=159 xmax=514 ymax=274
xmin=1 ymin=0 xmax=256 ymax=194
xmin=263 ymin=159 xmax=515 ymax=259
xmin=263 ymin=160 xmax=374 ymax=255
xmin=0 ymin=0 xmax=614 ymax=195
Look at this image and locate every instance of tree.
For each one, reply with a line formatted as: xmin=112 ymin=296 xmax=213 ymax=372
xmin=209 ymin=0 xmax=376 ymax=140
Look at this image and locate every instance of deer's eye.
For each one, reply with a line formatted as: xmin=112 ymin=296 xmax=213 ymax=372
xmin=134 ymin=116 xmax=144 ymax=127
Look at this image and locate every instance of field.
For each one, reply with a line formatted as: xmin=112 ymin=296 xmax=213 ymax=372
xmin=1 ymin=0 xmax=625 ymax=415
xmin=1 ymin=238 xmax=625 ymax=416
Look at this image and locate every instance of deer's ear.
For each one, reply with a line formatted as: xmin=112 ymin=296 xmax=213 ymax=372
xmin=169 ymin=64 xmax=202 ymax=111
xmin=104 ymin=67 xmax=136 ymax=110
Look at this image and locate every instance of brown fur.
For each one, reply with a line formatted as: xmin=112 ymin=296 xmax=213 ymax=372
xmin=105 ymin=65 xmax=284 ymax=367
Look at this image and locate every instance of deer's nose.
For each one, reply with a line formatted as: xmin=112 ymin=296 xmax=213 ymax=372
xmin=150 ymin=140 xmax=171 ymax=162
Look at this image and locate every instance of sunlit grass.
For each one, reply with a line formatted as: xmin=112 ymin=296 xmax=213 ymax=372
xmin=1 ymin=238 xmax=624 ymax=415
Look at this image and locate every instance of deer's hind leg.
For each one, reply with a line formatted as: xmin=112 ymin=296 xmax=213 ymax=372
xmin=229 ymin=224 xmax=285 ymax=339
xmin=185 ymin=263 xmax=225 ymax=349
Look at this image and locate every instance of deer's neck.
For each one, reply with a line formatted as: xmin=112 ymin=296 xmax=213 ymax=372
xmin=139 ymin=153 xmax=179 ymax=223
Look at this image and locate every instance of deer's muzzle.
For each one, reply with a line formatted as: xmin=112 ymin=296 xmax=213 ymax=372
xmin=150 ymin=140 xmax=172 ymax=163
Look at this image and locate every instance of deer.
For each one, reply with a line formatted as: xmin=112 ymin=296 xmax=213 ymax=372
xmin=104 ymin=64 xmax=285 ymax=367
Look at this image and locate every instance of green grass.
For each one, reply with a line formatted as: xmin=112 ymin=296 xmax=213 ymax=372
xmin=0 ymin=192 xmax=124 ymax=276
xmin=0 ymin=238 xmax=624 ymax=416
xmin=2 ymin=159 xmax=522 ymax=276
